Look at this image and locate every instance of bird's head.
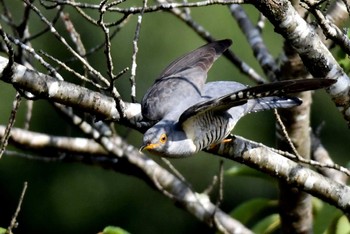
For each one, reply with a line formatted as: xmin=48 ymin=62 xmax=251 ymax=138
xmin=140 ymin=121 xmax=197 ymax=158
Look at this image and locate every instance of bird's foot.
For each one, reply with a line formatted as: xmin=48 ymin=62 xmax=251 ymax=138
xmin=208 ymin=137 xmax=233 ymax=150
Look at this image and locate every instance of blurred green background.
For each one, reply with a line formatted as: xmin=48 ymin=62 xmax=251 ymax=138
xmin=0 ymin=1 xmax=348 ymax=233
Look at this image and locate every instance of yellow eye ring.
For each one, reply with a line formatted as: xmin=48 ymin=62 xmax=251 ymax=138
xmin=159 ymin=133 xmax=167 ymax=144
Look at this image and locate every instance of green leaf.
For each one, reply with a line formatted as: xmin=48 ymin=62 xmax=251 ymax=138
xmin=252 ymin=214 xmax=280 ymax=234
xmin=225 ymin=165 xmax=272 ymax=182
xmin=0 ymin=227 xmax=7 ymax=234
xmin=337 ymin=28 xmax=350 ymax=74
xmin=311 ymin=197 xmax=324 ymax=215
xmin=335 ymin=215 xmax=350 ymax=234
xmin=338 ymin=56 xmax=350 ymax=74
xmin=313 ymin=198 xmax=341 ymax=234
xmin=100 ymin=226 xmax=131 ymax=234
xmin=230 ymin=198 xmax=277 ymax=225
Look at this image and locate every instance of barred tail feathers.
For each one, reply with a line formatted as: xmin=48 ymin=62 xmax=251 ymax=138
xmin=247 ymin=96 xmax=302 ymax=113
xmin=179 ymin=79 xmax=335 ymax=124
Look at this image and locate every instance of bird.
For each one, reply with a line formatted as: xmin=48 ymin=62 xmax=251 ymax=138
xmin=139 ymin=39 xmax=336 ymax=158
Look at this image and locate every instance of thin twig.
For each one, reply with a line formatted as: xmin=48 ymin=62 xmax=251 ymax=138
xmin=60 ymin=11 xmax=86 ymax=57
xmin=60 ymin=14 xmax=131 ymax=66
xmin=216 ymin=160 xmax=224 ymax=207
xmin=274 ymin=109 xmax=302 ymax=158
xmin=0 ymin=93 xmax=21 ymax=159
xmin=40 ymin=50 xmax=105 ymax=89
xmin=24 ymin=100 xmax=33 ymax=130
xmin=130 ymin=0 xmax=148 ymax=102
xmin=0 ymin=0 xmax=14 ymax=29
xmin=256 ymin=12 xmax=266 ymax=32
xmin=161 ymin=158 xmax=186 ymax=182
xmin=7 ymin=34 xmax=63 ymax=79
xmin=23 ymin=0 xmax=129 ymax=116
xmin=25 ymin=6 xmax=62 ymax=42
xmin=23 ymin=0 xmax=111 ymax=86
xmin=0 ymin=24 xmax=19 ymax=159
xmin=242 ymin=135 xmax=350 ymax=177
xmin=202 ymin=175 xmax=218 ymax=195
xmin=7 ymin=182 xmax=28 ymax=234
xmin=303 ymin=0 xmax=350 ymax=56
xmin=98 ymin=0 xmax=115 ymax=81
xmin=45 ymin=0 xmax=246 ymax=12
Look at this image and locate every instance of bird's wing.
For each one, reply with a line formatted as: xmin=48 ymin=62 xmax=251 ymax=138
xmin=157 ymin=39 xmax=232 ymax=80
xmin=141 ymin=39 xmax=232 ymax=121
xmin=179 ymin=78 xmax=336 ymax=124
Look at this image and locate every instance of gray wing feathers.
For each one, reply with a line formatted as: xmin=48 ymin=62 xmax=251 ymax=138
xmin=142 ymin=40 xmax=232 ymax=121
xmin=141 ymin=77 xmax=203 ymax=121
xmin=158 ymin=39 xmax=232 ymax=79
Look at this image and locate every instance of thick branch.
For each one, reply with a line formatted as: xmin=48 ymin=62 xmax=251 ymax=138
xmin=3 ymin=124 xmax=350 ymax=216
xmin=0 ymin=38 xmax=346 ymax=219
xmin=0 ymin=125 xmax=252 ymax=234
xmin=0 ymin=56 xmax=141 ymax=123
xmin=230 ymin=4 xmax=278 ymax=82
xmin=326 ymin=1 xmax=348 ymax=29
xmin=277 ymin=29 xmax=313 ymax=233
xmin=277 ymin=92 xmax=312 ymax=233
xmin=209 ymin=136 xmax=350 ymax=214
xmin=0 ymin=125 xmax=107 ymax=156
xmin=250 ymin=0 xmax=350 ymax=125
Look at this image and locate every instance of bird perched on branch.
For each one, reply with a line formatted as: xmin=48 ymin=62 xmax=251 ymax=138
xmin=140 ymin=39 xmax=335 ymax=157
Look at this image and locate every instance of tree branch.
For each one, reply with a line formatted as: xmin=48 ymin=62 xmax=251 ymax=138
xmin=3 ymin=123 xmax=350 ymax=220
xmin=209 ymin=135 xmax=350 ymax=214
xmin=0 ymin=124 xmax=253 ymax=234
xmin=250 ymin=0 xmax=350 ymax=125
xmin=229 ymin=4 xmax=278 ymax=82
xmin=0 ymin=56 xmax=142 ymax=123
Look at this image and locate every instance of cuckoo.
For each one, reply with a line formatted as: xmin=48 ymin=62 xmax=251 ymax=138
xmin=140 ymin=39 xmax=335 ymax=157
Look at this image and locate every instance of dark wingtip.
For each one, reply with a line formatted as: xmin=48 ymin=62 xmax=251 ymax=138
xmin=293 ymin=96 xmax=303 ymax=105
xmin=218 ymin=39 xmax=233 ymax=46
xmin=320 ymin=78 xmax=337 ymax=87
xmin=212 ymin=39 xmax=232 ymax=54
xmin=305 ymin=78 xmax=337 ymax=91
xmin=281 ymin=78 xmax=337 ymax=93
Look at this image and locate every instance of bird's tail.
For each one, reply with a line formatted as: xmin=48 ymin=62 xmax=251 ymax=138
xmin=247 ymin=96 xmax=302 ymax=113
xmin=228 ymin=78 xmax=335 ymax=103
xmin=179 ymin=79 xmax=335 ymax=123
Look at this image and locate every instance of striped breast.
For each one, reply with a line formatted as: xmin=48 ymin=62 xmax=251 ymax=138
xmin=182 ymin=110 xmax=234 ymax=151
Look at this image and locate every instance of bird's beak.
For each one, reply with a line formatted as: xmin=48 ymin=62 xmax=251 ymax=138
xmin=139 ymin=143 xmax=159 ymax=153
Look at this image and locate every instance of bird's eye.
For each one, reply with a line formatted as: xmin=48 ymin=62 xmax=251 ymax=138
xmin=159 ymin=133 xmax=167 ymax=144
